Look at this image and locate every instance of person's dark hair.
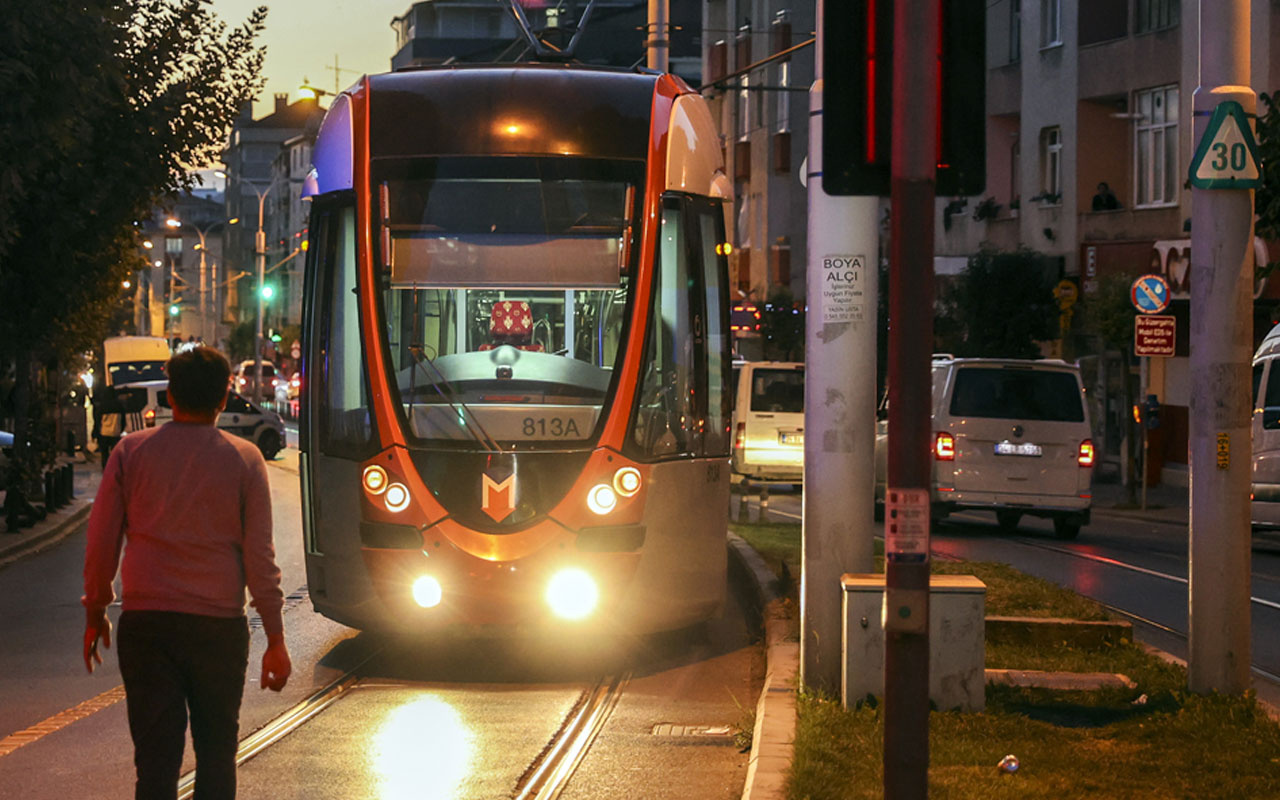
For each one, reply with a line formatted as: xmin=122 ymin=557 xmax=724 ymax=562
xmin=165 ymin=347 xmax=231 ymax=414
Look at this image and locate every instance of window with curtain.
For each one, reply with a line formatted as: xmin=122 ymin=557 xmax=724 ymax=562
xmin=1135 ymin=85 xmax=1179 ymax=206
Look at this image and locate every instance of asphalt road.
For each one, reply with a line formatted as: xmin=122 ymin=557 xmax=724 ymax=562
xmin=741 ymin=485 xmax=1280 ymax=710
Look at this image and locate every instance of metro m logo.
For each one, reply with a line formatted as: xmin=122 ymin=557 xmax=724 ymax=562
xmin=481 ymin=473 xmax=516 ymax=522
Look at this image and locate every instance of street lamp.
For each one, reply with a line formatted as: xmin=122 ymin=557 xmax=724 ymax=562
xmin=216 ymin=169 xmax=287 ymax=404
xmin=169 ymin=218 xmax=229 ymax=344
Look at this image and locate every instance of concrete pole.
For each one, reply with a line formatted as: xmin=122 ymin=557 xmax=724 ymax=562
xmin=884 ymin=0 xmax=938 ymax=795
xmin=1188 ymin=0 xmax=1253 ymax=694
xmin=254 ymin=186 xmax=267 ymax=405
xmin=800 ymin=0 xmax=880 ymax=696
xmin=646 ymin=0 xmax=668 ymax=72
xmin=198 ymin=232 xmax=208 ymax=344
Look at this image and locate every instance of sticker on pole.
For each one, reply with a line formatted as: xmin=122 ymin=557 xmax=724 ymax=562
xmin=820 ymin=254 xmax=866 ymax=324
xmin=1189 ymin=101 xmax=1261 ymax=189
xmin=885 ymin=488 xmax=929 ymax=563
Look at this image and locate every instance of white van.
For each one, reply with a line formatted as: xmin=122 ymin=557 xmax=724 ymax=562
xmin=731 ymin=361 xmax=804 ymax=484
xmin=103 ymin=336 xmax=170 ymax=387
xmin=118 ymin=381 xmax=287 ymax=459
xmin=1251 ymin=324 xmax=1280 ymax=528
xmin=876 ymin=356 xmax=1094 ymax=538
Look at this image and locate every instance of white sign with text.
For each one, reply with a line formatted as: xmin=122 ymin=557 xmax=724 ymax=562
xmin=821 ymin=254 xmax=866 ymax=324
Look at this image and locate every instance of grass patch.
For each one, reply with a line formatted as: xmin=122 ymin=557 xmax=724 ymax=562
xmin=730 ymin=519 xmax=1280 ymax=798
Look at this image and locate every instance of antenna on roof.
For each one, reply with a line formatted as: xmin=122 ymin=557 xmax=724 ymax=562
xmin=505 ymin=0 xmax=597 ymax=62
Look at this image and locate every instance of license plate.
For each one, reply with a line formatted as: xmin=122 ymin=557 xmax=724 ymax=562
xmin=994 ymin=441 xmax=1042 ymax=457
xmin=780 ymin=432 xmax=804 ymax=445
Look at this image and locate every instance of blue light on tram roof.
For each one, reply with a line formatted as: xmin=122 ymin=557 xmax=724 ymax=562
xmin=309 ymin=93 xmax=353 ymax=196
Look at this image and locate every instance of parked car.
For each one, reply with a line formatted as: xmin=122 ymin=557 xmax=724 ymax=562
xmin=0 ymin=430 xmax=11 ymax=488
xmin=731 ymin=361 xmax=804 ymax=485
xmin=875 ymin=355 xmax=1095 ymax=539
xmin=234 ymin=359 xmax=279 ymax=400
xmin=120 ymin=381 xmax=286 ymax=459
xmin=1251 ymin=323 xmax=1280 ymax=529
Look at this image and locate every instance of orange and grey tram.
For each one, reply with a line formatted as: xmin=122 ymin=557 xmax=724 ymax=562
xmin=298 ymin=65 xmax=734 ymax=633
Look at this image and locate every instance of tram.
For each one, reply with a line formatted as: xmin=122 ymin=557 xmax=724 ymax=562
xmin=298 ymin=63 xmax=734 ymax=634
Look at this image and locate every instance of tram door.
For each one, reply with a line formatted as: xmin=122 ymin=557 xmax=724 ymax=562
xmin=301 ymin=200 xmax=379 ymax=623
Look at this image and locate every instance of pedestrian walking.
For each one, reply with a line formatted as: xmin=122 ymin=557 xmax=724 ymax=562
xmin=81 ymin=346 xmax=290 ymax=800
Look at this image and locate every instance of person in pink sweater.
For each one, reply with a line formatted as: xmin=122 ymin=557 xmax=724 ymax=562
xmin=82 ymin=347 xmax=291 ymax=800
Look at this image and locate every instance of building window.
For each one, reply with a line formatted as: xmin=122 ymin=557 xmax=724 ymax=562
xmin=1041 ymin=127 xmax=1061 ymax=202
xmin=1135 ymin=0 xmax=1179 ymax=34
xmin=738 ymin=76 xmax=751 ymax=140
xmin=1009 ymin=0 xmax=1021 ymax=62
xmin=1135 ymin=85 xmax=1179 ymax=206
xmin=1040 ymin=0 xmax=1061 ymax=47
xmin=776 ymin=61 xmax=790 ymax=133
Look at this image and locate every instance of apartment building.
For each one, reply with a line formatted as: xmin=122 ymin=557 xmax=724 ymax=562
xmin=938 ymin=0 xmax=1280 ymax=483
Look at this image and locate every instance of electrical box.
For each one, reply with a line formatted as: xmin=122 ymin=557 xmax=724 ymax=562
xmin=841 ymin=573 xmax=986 ymax=711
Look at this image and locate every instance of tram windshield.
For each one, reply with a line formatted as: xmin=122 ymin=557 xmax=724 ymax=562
xmin=376 ymin=157 xmax=644 ymax=448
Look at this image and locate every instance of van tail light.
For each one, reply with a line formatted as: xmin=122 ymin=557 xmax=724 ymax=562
xmin=735 ymin=422 xmax=746 ymax=451
xmin=934 ymin=432 xmax=955 ymax=461
xmin=144 ymin=408 xmax=156 ymax=428
xmin=1078 ymin=439 xmax=1095 ymax=467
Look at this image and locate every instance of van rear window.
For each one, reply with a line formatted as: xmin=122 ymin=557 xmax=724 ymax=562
xmin=750 ymin=369 xmax=804 ymax=413
xmin=949 ymin=367 xmax=1084 ymax=422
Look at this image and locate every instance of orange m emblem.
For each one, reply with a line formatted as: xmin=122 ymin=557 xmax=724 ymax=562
xmin=481 ymin=473 xmax=516 ymax=522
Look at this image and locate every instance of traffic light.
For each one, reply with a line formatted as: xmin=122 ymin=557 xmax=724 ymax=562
xmin=169 ymin=304 xmax=180 ymax=316
xmin=1144 ymin=395 xmax=1161 ymax=430
xmin=822 ymin=0 xmax=986 ymax=197
xmin=260 ymin=284 xmax=275 ymax=301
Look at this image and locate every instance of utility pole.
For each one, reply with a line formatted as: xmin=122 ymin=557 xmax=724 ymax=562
xmin=1188 ymin=0 xmax=1255 ymax=694
xmin=884 ymin=0 xmax=938 ymax=795
xmin=801 ymin=0 xmax=880 ymax=695
xmin=646 ymin=0 xmax=668 ymax=72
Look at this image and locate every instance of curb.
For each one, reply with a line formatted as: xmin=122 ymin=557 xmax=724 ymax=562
xmin=0 ymin=500 xmax=93 ymax=568
xmin=728 ymin=533 xmax=797 ymax=800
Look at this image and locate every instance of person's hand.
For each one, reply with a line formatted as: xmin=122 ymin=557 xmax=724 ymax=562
xmin=83 ymin=607 xmax=112 ymax=674
xmin=260 ymin=635 xmax=291 ymax=691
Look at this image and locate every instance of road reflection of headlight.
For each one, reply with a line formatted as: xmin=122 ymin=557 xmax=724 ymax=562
xmin=412 ymin=575 xmax=442 ymax=608
xmin=546 ymin=568 xmax=598 ymax=620
xmin=586 ymin=483 xmax=616 ymax=515
xmin=373 ymin=694 xmax=473 ymax=799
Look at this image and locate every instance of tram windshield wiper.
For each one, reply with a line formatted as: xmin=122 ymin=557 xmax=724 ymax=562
xmin=405 ymin=345 xmax=503 ymax=453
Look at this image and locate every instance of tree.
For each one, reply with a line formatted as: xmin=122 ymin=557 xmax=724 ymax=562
xmin=0 ymin=1 xmax=266 ymax=487
xmin=1256 ymin=91 xmax=1280 ymax=250
xmin=935 ymin=249 xmax=1058 ymax=358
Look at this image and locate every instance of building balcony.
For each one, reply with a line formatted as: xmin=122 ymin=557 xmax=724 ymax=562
xmin=1078 ymin=206 xmax=1184 ymax=243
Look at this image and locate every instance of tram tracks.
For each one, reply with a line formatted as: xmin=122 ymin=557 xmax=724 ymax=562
xmin=175 ymin=643 xmax=629 ymax=800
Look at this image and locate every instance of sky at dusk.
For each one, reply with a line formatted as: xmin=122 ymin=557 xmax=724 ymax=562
xmin=210 ymin=0 xmax=411 ymax=115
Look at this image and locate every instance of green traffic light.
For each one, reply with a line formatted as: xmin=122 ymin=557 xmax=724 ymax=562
xmin=169 ymin=304 xmax=180 ymax=316
xmin=261 ymin=285 xmax=275 ymax=301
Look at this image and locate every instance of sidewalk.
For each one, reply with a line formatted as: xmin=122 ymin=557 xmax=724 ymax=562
xmin=0 ymin=452 xmax=102 ymax=567
xmin=1089 ymin=477 xmax=1188 ymax=526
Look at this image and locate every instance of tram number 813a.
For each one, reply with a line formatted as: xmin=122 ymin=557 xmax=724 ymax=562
xmin=522 ymin=417 xmax=582 ymax=438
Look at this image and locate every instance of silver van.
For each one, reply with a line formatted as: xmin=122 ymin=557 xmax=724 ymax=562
xmin=876 ymin=356 xmax=1094 ymax=538
xmin=731 ymin=361 xmax=804 ymax=484
xmin=1251 ymin=324 xmax=1280 ymax=528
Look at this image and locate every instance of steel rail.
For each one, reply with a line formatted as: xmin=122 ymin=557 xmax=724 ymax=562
xmin=512 ymin=672 xmax=630 ymax=800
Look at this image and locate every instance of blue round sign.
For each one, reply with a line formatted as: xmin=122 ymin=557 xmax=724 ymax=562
xmin=1131 ymin=274 xmax=1171 ymax=315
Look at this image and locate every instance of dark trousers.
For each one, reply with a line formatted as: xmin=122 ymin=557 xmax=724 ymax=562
xmin=117 ymin=611 xmax=250 ymax=800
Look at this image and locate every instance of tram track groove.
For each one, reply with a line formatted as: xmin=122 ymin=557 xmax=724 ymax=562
xmin=512 ymin=672 xmax=630 ymax=800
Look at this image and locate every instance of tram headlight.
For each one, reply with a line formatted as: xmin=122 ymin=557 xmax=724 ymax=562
xmin=412 ymin=575 xmax=443 ymax=608
xmin=384 ymin=482 xmax=411 ymax=513
xmin=612 ymin=467 xmax=641 ymax=497
xmin=363 ymin=465 xmax=389 ymax=495
xmin=586 ymin=483 xmax=617 ymax=515
xmin=546 ymin=568 xmax=598 ymax=620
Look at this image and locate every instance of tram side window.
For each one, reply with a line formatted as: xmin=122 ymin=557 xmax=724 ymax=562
xmin=632 ymin=197 xmax=705 ymax=458
xmin=694 ymin=199 xmax=731 ymax=457
xmin=319 ymin=205 xmax=374 ymax=453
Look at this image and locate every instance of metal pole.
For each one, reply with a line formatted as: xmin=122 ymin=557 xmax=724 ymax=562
xmin=646 ymin=0 xmax=668 ymax=72
xmin=1141 ymin=356 xmax=1149 ymax=512
xmin=254 ymin=187 xmax=266 ymax=405
xmin=884 ymin=0 xmax=938 ymax=795
xmin=801 ymin=0 xmax=879 ymax=695
xmin=198 ymin=230 xmax=208 ymax=344
xmin=1188 ymin=0 xmax=1253 ymax=695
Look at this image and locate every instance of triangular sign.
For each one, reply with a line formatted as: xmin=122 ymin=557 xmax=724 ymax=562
xmin=1189 ymin=100 xmax=1262 ymax=189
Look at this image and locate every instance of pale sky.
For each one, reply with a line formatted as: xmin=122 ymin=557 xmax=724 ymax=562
xmin=211 ymin=0 xmax=412 ymax=116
